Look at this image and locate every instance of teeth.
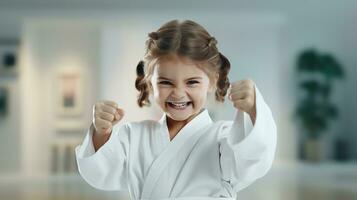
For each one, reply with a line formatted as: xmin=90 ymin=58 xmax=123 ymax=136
xmin=167 ymin=101 xmax=190 ymax=108
xmin=172 ymin=102 xmax=186 ymax=106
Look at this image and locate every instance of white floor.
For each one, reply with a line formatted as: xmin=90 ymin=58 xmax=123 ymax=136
xmin=1 ymin=162 xmax=357 ymax=200
xmin=238 ymin=162 xmax=357 ymax=200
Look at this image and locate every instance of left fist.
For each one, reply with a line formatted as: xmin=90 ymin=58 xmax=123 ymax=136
xmin=228 ymin=79 xmax=256 ymax=117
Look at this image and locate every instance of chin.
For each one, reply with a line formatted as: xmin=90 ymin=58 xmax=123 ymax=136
xmin=166 ymin=109 xmax=203 ymax=123
xmin=168 ymin=114 xmax=191 ymax=121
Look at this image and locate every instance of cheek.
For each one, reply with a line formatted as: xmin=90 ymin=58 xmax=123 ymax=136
xmin=154 ymin=87 xmax=170 ymax=102
xmin=189 ymin=87 xmax=208 ymax=102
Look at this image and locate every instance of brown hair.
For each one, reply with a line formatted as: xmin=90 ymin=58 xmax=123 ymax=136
xmin=135 ymin=19 xmax=231 ymax=107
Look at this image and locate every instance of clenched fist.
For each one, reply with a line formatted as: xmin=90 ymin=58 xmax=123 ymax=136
xmin=228 ymin=79 xmax=256 ymax=123
xmin=93 ymin=100 xmax=124 ymax=135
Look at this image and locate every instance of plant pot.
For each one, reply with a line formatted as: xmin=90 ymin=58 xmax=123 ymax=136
xmin=334 ymin=138 xmax=350 ymax=161
xmin=303 ymin=138 xmax=323 ymax=162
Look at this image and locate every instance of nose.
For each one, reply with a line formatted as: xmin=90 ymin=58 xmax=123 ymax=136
xmin=170 ymin=85 xmax=186 ymax=99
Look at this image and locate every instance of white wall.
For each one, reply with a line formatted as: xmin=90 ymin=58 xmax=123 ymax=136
xmin=0 ymin=78 xmax=21 ymax=172
xmin=99 ymin=21 xmax=160 ymax=123
xmin=20 ymin=20 xmax=101 ymax=176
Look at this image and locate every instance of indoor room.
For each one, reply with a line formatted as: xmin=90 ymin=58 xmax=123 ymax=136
xmin=0 ymin=0 xmax=356 ymax=199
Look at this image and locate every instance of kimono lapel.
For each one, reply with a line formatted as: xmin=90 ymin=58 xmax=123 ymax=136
xmin=141 ymin=109 xmax=213 ymax=199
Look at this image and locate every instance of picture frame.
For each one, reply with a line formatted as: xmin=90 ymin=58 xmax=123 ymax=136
xmin=0 ymin=86 xmax=8 ymax=117
xmin=56 ymin=68 xmax=84 ymax=117
xmin=0 ymin=39 xmax=19 ymax=77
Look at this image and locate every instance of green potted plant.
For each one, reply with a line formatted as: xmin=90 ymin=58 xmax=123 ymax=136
xmin=295 ymin=48 xmax=345 ymax=162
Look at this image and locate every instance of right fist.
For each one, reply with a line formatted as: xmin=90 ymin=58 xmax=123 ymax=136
xmin=93 ymin=100 xmax=124 ymax=135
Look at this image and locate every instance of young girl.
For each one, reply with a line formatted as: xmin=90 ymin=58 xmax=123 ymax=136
xmin=75 ymin=20 xmax=277 ymax=200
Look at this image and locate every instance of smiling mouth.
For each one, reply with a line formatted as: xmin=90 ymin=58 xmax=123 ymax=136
xmin=166 ymin=101 xmax=192 ymax=110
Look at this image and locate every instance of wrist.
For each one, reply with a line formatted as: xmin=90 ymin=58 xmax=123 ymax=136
xmin=249 ymin=106 xmax=256 ymax=125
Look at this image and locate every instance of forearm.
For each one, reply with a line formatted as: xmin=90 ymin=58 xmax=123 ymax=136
xmin=249 ymin=109 xmax=256 ymax=125
xmin=92 ymin=125 xmax=111 ymax=152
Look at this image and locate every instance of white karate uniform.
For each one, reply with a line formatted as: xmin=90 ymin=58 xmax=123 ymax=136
xmin=75 ymin=86 xmax=277 ymax=200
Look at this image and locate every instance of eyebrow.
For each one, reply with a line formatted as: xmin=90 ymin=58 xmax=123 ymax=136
xmin=157 ymin=76 xmax=203 ymax=81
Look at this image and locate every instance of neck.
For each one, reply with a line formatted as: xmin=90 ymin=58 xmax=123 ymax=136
xmin=166 ymin=119 xmax=186 ymax=141
xmin=166 ymin=108 xmax=205 ymax=140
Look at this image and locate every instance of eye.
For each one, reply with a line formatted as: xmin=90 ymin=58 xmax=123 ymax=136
xmin=187 ymin=80 xmax=200 ymax=85
xmin=158 ymin=81 xmax=172 ymax=85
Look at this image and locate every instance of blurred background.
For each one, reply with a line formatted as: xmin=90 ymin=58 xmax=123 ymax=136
xmin=0 ymin=0 xmax=356 ymax=199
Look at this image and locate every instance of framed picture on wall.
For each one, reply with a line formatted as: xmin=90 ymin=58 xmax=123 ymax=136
xmin=0 ymin=40 xmax=19 ymax=77
xmin=0 ymin=86 xmax=8 ymax=117
xmin=56 ymin=69 xmax=84 ymax=117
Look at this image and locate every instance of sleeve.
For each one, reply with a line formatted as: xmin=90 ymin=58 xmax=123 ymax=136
xmin=75 ymin=123 xmax=130 ymax=191
xmin=218 ymin=85 xmax=277 ymax=193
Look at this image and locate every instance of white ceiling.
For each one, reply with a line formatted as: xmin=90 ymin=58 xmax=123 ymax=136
xmin=0 ymin=0 xmax=355 ymax=25
xmin=0 ymin=0 xmax=356 ymax=39
xmin=0 ymin=0 xmax=354 ymax=14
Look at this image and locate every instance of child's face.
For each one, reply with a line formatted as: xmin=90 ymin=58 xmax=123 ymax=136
xmin=151 ymin=56 xmax=211 ymax=122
